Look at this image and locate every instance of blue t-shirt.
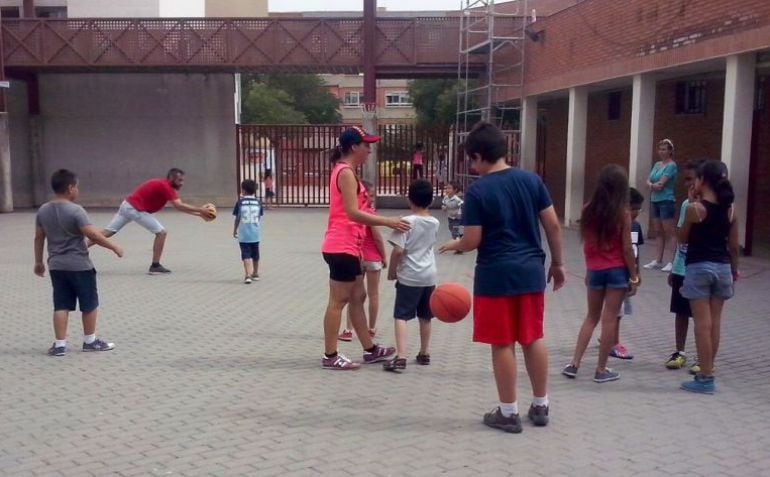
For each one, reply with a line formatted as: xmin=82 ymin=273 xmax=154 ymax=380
xmin=649 ymin=161 xmax=677 ymax=203
xmin=462 ymin=168 xmax=553 ymax=296
xmin=671 ymin=199 xmax=689 ymax=276
xmin=232 ymin=196 xmax=263 ymax=243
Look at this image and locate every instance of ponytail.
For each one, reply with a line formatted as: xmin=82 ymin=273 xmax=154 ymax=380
xmin=715 ymin=177 xmax=735 ymax=210
xmin=698 ymin=160 xmax=734 ymax=212
xmin=330 ymin=145 xmax=342 ymax=163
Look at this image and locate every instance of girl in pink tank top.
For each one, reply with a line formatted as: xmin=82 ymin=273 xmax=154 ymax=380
xmin=320 ymin=126 xmax=410 ymax=371
xmin=564 ymin=164 xmax=640 ymax=384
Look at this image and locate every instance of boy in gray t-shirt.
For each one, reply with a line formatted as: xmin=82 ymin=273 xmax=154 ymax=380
xmin=34 ymin=169 xmax=123 ymax=357
xmin=383 ymin=180 xmax=439 ymax=372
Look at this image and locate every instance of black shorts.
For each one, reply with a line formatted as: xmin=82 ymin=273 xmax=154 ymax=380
xmin=50 ymin=269 xmax=99 ymax=313
xmin=265 ymin=188 xmax=275 ymax=198
xmin=394 ymin=282 xmax=435 ymax=321
xmin=669 ymin=274 xmax=692 ymax=317
xmin=323 ymin=253 xmax=362 ymax=282
xmin=239 ymin=242 xmax=260 ymax=261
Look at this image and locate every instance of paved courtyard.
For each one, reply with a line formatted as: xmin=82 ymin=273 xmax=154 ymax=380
xmin=2 ymin=207 xmax=769 ymax=476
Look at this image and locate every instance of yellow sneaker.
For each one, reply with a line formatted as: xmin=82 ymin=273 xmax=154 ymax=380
xmin=665 ymin=352 xmax=687 ymax=369
xmin=689 ymin=362 xmax=701 ymax=375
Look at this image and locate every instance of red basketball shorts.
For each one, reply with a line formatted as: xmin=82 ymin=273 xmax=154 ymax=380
xmin=473 ymin=293 xmax=545 ymax=346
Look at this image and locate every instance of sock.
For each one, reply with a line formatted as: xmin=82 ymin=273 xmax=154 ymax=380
xmin=83 ymin=334 xmax=96 ymax=344
xmin=532 ymin=395 xmax=549 ymax=407
xmin=499 ymin=402 xmax=518 ymax=417
xmin=151 ymin=262 xmax=160 ymax=267
xmin=55 ymin=339 xmax=66 ymax=348
xmin=324 ymin=351 xmax=338 ymax=358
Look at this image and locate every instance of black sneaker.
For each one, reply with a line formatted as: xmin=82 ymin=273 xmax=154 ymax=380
xmin=483 ymin=407 xmax=523 ymax=433
xmin=148 ymin=264 xmax=172 ymax=275
xmin=528 ymin=404 xmax=549 ymax=427
xmin=47 ymin=344 xmax=66 ymax=357
xmin=82 ymin=338 xmax=115 ymax=352
xmin=383 ymin=356 xmax=407 ymax=372
xmin=415 ymin=353 xmax=431 ymax=365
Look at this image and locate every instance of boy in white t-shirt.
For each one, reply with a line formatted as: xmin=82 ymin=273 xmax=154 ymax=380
xmin=383 ymin=179 xmax=440 ymax=372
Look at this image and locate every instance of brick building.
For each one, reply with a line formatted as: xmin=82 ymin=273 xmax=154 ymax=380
xmin=514 ymin=0 xmax=770 ymax=255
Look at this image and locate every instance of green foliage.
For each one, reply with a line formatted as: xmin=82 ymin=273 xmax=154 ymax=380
xmin=408 ymin=79 xmax=459 ymax=129
xmin=241 ymin=74 xmax=341 ymax=124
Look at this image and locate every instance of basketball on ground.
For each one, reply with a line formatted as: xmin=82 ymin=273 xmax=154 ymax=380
xmin=430 ymin=283 xmax=471 ymax=323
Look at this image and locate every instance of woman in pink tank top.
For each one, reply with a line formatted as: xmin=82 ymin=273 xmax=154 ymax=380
xmin=320 ymin=126 xmax=410 ymax=370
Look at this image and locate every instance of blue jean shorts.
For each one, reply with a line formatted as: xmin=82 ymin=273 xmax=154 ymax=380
xmin=586 ymin=267 xmax=629 ymax=290
xmin=651 ymin=200 xmax=676 ymax=220
xmin=681 ymin=262 xmax=734 ymax=301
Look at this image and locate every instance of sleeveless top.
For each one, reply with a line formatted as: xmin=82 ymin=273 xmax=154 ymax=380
xmin=583 ymin=227 xmax=625 ymax=272
xmin=321 ymin=162 xmax=367 ymax=257
xmin=685 ymin=200 xmax=731 ymax=265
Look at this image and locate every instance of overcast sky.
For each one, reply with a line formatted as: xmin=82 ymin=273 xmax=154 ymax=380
xmin=268 ymin=0 xmax=462 ymax=12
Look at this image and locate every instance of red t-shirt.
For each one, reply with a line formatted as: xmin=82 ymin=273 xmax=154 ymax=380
xmin=126 ymin=179 xmax=179 ymax=213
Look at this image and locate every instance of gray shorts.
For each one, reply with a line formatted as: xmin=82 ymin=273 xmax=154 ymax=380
xmin=681 ymin=262 xmax=734 ymax=301
xmin=105 ymin=200 xmax=165 ymax=235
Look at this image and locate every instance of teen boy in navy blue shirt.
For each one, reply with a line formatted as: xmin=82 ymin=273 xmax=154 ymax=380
xmin=440 ymin=122 xmax=565 ymax=434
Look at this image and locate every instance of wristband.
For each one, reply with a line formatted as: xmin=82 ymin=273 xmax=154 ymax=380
xmin=629 ymin=276 xmax=640 ymax=285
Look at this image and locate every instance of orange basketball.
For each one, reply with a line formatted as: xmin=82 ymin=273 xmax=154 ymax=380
xmin=430 ymin=283 xmax=471 ymax=323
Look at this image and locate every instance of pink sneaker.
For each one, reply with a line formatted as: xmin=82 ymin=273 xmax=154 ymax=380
xmin=338 ymin=329 xmax=353 ymax=342
xmin=609 ymin=344 xmax=634 ymax=360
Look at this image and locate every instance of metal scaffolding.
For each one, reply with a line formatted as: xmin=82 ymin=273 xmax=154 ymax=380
xmin=455 ymin=0 xmax=527 ymax=186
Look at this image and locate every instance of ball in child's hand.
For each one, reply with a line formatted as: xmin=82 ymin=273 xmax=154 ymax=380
xmin=430 ymin=283 xmax=471 ymax=323
xmin=201 ymin=203 xmax=217 ymax=222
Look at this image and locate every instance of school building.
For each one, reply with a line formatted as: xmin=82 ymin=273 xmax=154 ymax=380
xmin=514 ymin=0 xmax=770 ymax=255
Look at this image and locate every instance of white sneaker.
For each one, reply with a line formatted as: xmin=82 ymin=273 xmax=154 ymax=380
xmin=244 ymin=276 xmax=252 ymax=284
xmin=661 ymin=262 xmax=673 ymax=273
xmin=643 ymin=260 xmax=663 ymax=270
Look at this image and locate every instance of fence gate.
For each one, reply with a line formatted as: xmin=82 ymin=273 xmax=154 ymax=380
xmin=236 ymin=124 xmax=347 ymax=206
xmin=236 ymin=123 xmax=455 ymax=206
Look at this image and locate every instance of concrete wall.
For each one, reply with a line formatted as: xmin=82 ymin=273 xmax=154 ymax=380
xmin=67 ymin=0 xmax=160 ymax=17
xmin=205 ymin=0 xmax=267 ymax=17
xmin=17 ymin=73 xmax=236 ymax=207
xmin=8 ymin=80 xmax=32 ymax=207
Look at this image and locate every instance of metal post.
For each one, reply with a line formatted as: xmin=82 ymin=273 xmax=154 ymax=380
xmin=362 ymin=0 xmax=378 ymax=194
xmin=23 ymin=0 xmax=35 ymax=18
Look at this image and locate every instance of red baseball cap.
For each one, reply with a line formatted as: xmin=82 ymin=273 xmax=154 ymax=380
xmin=340 ymin=126 xmax=380 ymax=146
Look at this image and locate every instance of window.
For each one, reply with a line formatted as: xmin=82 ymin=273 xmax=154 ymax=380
xmin=675 ymin=80 xmax=707 ymax=115
xmin=343 ymin=91 xmax=361 ymax=107
xmin=35 ymin=7 xmax=68 ymax=18
xmin=385 ymin=92 xmax=412 ymax=107
xmin=607 ymin=91 xmax=621 ymax=120
xmin=1 ymin=7 xmax=20 ymax=18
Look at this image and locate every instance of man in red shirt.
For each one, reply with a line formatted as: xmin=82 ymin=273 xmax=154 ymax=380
xmin=102 ymin=168 xmax=211 ymax=274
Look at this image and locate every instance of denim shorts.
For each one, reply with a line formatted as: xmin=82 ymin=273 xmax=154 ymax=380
xmin=586 ymin=267 xmax=629 ymax=290
xmin=239 ymin=242 xmax=260 ymax=261
xmin=50 ymin=269 xmax=99 ymax=312
xmin=681 ymin=262 xmax=734 ymax=301
xmin=651 ymin=200 xmax=676 ymax=220
xmin=393 ymin=282 xmax=435 ymax=320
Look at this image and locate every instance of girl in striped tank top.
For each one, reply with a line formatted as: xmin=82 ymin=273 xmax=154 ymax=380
xmin=321 ymin=127 xmax=410 ymax=370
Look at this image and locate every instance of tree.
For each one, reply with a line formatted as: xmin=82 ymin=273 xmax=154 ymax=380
xmin=408 ymin=79 xmax=459 ymax=129
xmin=241 ymin=82 xmax=307 ymax=124
xmin=241 ymin=74 xmax=341 ymax=124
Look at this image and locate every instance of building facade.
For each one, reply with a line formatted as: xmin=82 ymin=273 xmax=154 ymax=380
xmin=514 ymin=0 xmax=770 ymax=254
xmin=322 ymin=75 xmax=416 ymax=125
xmin=0 ymin=0 xmax=267 ymax=18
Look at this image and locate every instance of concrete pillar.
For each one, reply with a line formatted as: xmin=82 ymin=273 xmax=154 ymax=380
xmin=0 ymin=113 xmax=12 ymax=212
xmin=629 ymin=73 xmax=656 ymax=228
xmin=520 ymin=95 xmax=538 ymax=172
xmin=564 ymin=86 xmax=587 ymax=227
xmin=721 ymin=54 xmax=755 ymax=248
xmin=361 ymin=109 xmax=378 ymax=192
